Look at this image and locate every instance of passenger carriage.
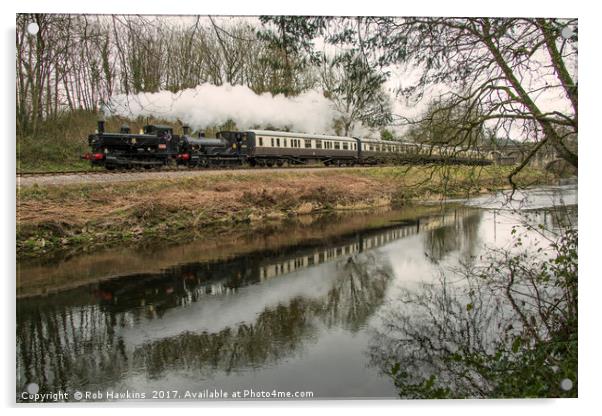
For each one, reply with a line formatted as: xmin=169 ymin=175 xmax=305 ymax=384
xmin=246 ymin=130 xmax=359 ymax=166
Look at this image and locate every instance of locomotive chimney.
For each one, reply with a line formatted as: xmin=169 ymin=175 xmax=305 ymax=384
xmin=97 ymin=120 xmax=105 ymax=134
xmin=182 ymin=125 xmax=190 ymax=136
xmin=120 ymin=124 xmax=130 ymax=134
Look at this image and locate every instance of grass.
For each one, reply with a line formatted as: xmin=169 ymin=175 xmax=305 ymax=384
xmin=16 ymin=164 xmax=557 ymax=260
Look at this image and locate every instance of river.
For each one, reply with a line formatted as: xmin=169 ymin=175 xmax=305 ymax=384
xmin=16 ymin=183 xmax=577 ymax=401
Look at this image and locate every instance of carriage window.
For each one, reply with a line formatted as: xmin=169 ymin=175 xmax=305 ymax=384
xmin=276 ymin=138 xmax=280 ymax=147
xmin=283 ymin=138 xmax=287 ymax=147
xmin=315 ymin=140 xmax=322 ymax=149
xmin=258 ymin=137 xmax=263 ymax=147
xmin=271 ymin=138 xmax=274 ymax=147
xmin=342 ymin=142 xmax=348 ymax=150
xmin=334 ymin=142 xmax=340 ymax=150
xmin=305 ymin=139 xmax=312 ymax=148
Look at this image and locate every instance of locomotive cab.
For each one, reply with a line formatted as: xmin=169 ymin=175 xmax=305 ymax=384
xmin=216 ymin=131 xmax=249 ymax=156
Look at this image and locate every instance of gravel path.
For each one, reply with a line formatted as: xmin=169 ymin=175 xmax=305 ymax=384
xmin=17 ymin=166 xmax=364 ymax=187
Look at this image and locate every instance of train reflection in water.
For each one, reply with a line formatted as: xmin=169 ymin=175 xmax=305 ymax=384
xmin=94 ymin=207 xmax=476 ymax=314
xmin=17 ymin=207 xmax=482 ymax=400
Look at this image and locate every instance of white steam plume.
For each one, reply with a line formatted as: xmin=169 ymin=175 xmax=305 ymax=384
xmin=107 ymin=83 xmax=337 ymax=134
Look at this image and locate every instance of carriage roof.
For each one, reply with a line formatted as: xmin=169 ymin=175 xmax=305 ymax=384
xmin=249 ymin=130 xmax=357 ymax=142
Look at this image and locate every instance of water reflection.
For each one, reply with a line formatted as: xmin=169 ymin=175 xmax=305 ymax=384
xmin=17 ymin=206 xmax=486 ymax=400
xmin=424 ymin=209 xmax=482 ymax=263
xmin=368 ymin=208 xmax=578 ymax=398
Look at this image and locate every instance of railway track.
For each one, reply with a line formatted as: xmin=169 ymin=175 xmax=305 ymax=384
xmin=16 ymin=158 xmax=491 ymax=187
xmin=16 ymin=164 xmax=355 ymax=178
xmin=17 ymin=169 xmax=106 ymax=177
xmin=16 ymin=164 xmax=388 ymax=187
xmin=17 ymin=156 xmax=491 ymax=178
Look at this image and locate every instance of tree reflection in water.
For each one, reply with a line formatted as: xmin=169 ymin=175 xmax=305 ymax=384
xmin=17 ymin=249 xmax=394 ymax=398
xmin=133 ymin=253 xmax=393 ymax=379
xmin=368 ymin=225 xmax=577 ymax=398
xmin=423 ymin=210 xmax=482 ymax=263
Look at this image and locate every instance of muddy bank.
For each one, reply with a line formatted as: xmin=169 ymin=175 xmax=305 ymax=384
xmin=16 ymin=165 xmax=554 ymax=260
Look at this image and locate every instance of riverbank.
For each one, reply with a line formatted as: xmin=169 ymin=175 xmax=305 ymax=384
xmin=17 ymin=164 xmax=555 ymax=259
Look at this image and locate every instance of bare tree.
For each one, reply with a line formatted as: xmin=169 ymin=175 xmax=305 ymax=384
xmin=358 ymin=17 xmax=578 ymax=178
xmin=320 ymin=53 xmax=392 ymax=135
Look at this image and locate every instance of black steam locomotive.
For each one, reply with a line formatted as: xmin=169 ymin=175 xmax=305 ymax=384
xmin=84 ymin=121 xmax=492 ymax=170
xmin=84 ymin=121 xmax=246 ymax=170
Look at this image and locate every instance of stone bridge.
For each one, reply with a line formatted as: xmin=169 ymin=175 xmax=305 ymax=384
xmin=481 ymin=140 xmax=574 ymax=174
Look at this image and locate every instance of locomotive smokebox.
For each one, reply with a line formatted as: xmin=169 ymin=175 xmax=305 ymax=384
xmin=120 ymin=124 xmax=131 ymax=134
xmin=97 ymin=120 xmax=105 ymax=134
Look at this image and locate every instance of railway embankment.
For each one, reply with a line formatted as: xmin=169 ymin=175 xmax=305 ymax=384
xmin=17 ymin=165 xmax=555 ymax=259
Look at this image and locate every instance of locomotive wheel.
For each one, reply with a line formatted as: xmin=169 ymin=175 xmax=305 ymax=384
xmin=266 ymin=160 xmax=275 ymax=167
xmin=276 ymin=160 xmax=284 ymax=167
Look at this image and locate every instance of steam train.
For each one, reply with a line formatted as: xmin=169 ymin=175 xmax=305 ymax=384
xmin=83 ymin=120 xmax=492 ymax=170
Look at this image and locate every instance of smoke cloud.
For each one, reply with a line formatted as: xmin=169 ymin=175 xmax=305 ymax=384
xmin=107 ymin=83 xmax=337 ymax=134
